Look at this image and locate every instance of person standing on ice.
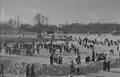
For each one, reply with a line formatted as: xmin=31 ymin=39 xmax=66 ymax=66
xmin=50 ymin=53 xmax=54 ymax=65
xmin=103 ymin=59 xmax=107 ymax=71
xmin=0 ymin=62 xmax=4 ymax=77
xmin=30 ymin=64 xmax=35 ymax=77
xmin=92 ymin=50 xmax=95 ymax=62
xmin=106 ymin=60 xmax=111 ymax=72
xmin=26 ymin=64 xmax=30 ymax=77
xmin=70 ymin=61 xmax=74 ymax=73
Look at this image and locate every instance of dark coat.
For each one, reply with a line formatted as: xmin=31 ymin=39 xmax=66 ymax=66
xmin=26 ymin=65 xmax=30 ymax=77
xmin=31 ymin=65 xmax=35 ymax=77
xmin=103 ymin=60 xmax=107 ymax=71
xmin=106 ymin=61 xmax=111 ymax=69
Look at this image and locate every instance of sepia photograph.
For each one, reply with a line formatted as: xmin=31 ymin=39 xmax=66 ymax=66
xmin=0 ymin=0 xmax=120 ymax=77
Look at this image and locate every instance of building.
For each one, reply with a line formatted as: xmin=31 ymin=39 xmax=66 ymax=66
xmin=34 ymin=13 xmax=49 ymax=25
xmin=43 ymin=17 xmax=48 ymax=25
xmin=8 ymin=16 xmax=20 ymax=28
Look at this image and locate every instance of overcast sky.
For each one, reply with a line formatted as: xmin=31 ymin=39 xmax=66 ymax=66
xmin=0 ymin=0 xmax=120 ymax=25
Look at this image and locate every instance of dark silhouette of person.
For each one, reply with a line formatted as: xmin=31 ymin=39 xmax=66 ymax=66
xmin=85 ymin=56 xmax=90 ymax=62
xmin=49 ymin=48 xmax=52 ymax=54
xmin=107 ymin=60 xmax=111 ymax=71
xmin=92 ymin=50 xmax=95 ymax=61
xmin=58 ymin=56 xmax=63 ymax=64
xmin=31 ymin=64 xmax=35 ymax=77
xmin=103 ymin=60 xmax=107 ymax=71
xmin=117 ymin=46 xmax=119 ymax=52
xmin=26 ymin=65 xmax=30 ymax=77
xmin=60 ymin=47 xmax=62 ymax=54
xmin=70 ymin=61 xmax=74 ymax=73
xmin=0 ymin=63 xmax=4 ymax=77
xmin=50 ymin=53 xmax=53 ymax=65
xmin=76 ymin=54 xmax=81 ymax=64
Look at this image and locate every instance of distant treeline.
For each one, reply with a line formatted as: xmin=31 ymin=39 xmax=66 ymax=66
xmin=59 ymin=23 xmax=120 ymax=33
xmin=1 ymin=22 xmax=120 ymax=33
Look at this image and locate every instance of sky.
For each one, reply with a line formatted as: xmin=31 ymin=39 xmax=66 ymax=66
xmin=0 ymin=0 xmax=120 ymax=25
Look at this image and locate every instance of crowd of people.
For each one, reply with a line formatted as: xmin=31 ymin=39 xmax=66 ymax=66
xmin=1 ymin=34 xmax=120 ymax=76
xmin=26 ymin=64 xmax=35 ymax=77
xmin=1 ymin=35 xmax=120 ymax=63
